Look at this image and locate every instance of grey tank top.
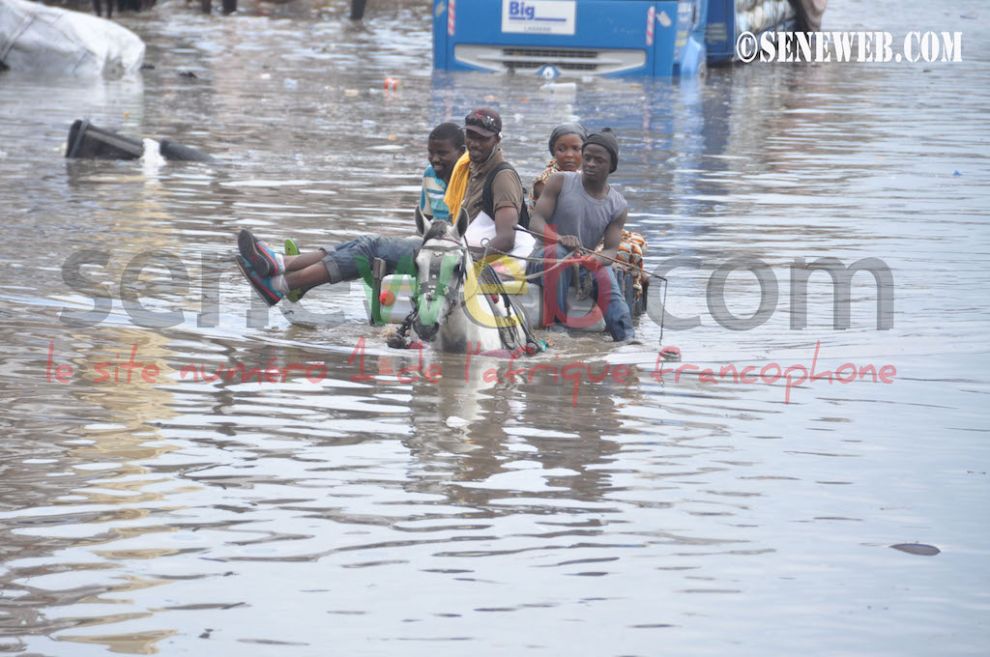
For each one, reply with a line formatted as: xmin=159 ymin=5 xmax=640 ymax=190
xmin=547 ymin=172 xmax=628 ymax=250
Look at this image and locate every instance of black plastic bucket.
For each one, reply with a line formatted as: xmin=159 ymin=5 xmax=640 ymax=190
xmin=65 ymin=119 xmax=144 ymax=160
xmin=65 ymin=120 xmax=213 ymax=162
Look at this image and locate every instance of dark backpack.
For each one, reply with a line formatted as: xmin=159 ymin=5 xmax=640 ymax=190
xmin=481 ymin=162 xmax=530 ymax=230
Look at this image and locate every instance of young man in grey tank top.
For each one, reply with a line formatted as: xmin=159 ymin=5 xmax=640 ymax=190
xmin=527 ymin=131 xmax=636 ymax=342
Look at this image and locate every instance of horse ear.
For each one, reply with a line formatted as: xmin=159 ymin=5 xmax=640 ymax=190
xmin=414 ymin=207 xmax=427 ymax=236
xmin=455 ymin=206 xmax=469 ymax=238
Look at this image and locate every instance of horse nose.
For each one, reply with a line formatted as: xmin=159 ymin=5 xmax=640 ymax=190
xmin=413 ymin=321 xmax=437 ymax=342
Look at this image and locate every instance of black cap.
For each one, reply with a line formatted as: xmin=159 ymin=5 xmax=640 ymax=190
xmin=583 ymin=130 xmax=619 ymax=173
xmin=464 ymin=108 xmax=502 ymax=138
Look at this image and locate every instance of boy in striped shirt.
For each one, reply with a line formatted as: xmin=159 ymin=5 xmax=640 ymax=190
xmin=419 ymin=122 xmax=465 ymax=221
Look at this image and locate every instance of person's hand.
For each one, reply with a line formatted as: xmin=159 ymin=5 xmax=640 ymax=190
xmin=575 ymin=254 xmax=601 ymax=270
xmin=557 ymin=234 xmax=581 ymax=249
xmin=568 ymin=253 xmax=602 ymax=271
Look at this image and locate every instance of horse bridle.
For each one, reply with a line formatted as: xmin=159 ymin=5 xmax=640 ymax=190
xmin=409 ymin=234 xmax=537 ymax=352
xmin=415 ymin=236 xmax=470 ymax=327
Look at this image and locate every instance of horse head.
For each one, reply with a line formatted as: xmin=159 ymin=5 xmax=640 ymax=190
xmin=412 ymin=207 xmax=471 ymax=345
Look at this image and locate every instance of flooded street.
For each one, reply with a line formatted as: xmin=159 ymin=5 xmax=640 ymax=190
xmin=1 ymin=0 xmax=988 ymax=654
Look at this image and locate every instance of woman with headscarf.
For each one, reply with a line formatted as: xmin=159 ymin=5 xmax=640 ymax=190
xmin=531 ymin=122 xmax=587 ymax=204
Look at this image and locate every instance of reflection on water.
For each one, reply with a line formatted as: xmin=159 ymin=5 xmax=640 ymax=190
xmin=1 ymin=0 xmax=989 ymax=654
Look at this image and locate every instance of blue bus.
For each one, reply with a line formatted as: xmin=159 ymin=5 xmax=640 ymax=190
xmin=431 ymin=0 xmax=807 ymax=78
xmin=432 ymin=0 xmax=709 ymax=78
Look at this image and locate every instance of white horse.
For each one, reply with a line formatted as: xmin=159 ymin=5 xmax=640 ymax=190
xmin=410 ymin=207 xmax=531 ymax=354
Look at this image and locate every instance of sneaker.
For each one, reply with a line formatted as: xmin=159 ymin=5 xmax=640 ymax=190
xmin=235 ymin=255 xmax=284 ymax=307
xmin=238 ymin=228 xmax=284 ymax=277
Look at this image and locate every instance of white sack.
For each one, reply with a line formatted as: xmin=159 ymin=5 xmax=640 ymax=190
xmin=0 ymin=0 xmax=144 ymax=78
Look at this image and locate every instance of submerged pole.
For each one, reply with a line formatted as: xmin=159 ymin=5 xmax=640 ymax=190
xmin=200 ymin=0 xmax=210 ymax=13
xmin=222 ymin=0 xmax=237 ymax=14
xmin=350 ymin=0 xmax=367 ymax=20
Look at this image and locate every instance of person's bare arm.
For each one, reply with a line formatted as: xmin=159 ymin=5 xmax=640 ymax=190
xmin=587 ymin=209 xmax=627 ymax=265
xmin=490 ymin=204 xmax=518 ymax=254
xmin=528 ymin=174 xmax=579 ymax=249
xmin=532 ymin=179 xmax=545 ymax=202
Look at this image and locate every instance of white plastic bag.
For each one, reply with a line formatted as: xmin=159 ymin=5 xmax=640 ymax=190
xmin=0 ymin=0 xmax=144 ymax=78
xmin=465 ymin=210 xmax=536 ymax=260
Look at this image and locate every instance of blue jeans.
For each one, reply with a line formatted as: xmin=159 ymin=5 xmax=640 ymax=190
xmin=321 ymin=236 xmax=420 ymax=284
xmin=526 ymin=244 xmax=635 ymax=341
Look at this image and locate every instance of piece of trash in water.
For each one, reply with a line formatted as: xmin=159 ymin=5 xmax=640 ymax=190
xmin=179 ymin=70 xmax=198 ymax=79
xmin=141 ymin=138 xmax=166 ymax=174
xmin=541 ymin=82 xmax=577 ymax=93
xmin=659 ymin=345 xmax=681 ymax=362
xmin=65 ymin=120 xmax=212 ymax=162
xmin=890 ymin=543 xmax=940 ymax=556
xmin=953 ymin=170 xmax=962 ymax=176
xmin=344 ymin=89 xmax=359 ymax=97
xmin=384 ymin=77 xmax=399 ymax=91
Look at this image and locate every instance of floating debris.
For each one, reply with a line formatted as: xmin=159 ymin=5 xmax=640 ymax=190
xmin=890 ymin=543 xmax=940 ymax=556
xmin=65 ymin=120 xmax=212 ymax=162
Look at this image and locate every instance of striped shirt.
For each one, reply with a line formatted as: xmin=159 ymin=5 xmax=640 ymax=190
xmin=419 ymin=165 xmax=450 ymax=221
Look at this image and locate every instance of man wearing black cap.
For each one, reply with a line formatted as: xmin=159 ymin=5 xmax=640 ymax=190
xmin=527 ymin=129 xmax=636 ymax=342
xmin=453 ymin=107 xmax=528 ymax=257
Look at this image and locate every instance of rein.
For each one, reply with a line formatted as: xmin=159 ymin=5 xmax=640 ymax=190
xmin=510 ymin=225 xmax=670 ymax=284
xmin=498 ymin=225 xmax=670 ymax=345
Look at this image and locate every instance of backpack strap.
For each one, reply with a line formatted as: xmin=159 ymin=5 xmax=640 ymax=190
xmin=482 ymin=162 xmax=530 ymax=229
